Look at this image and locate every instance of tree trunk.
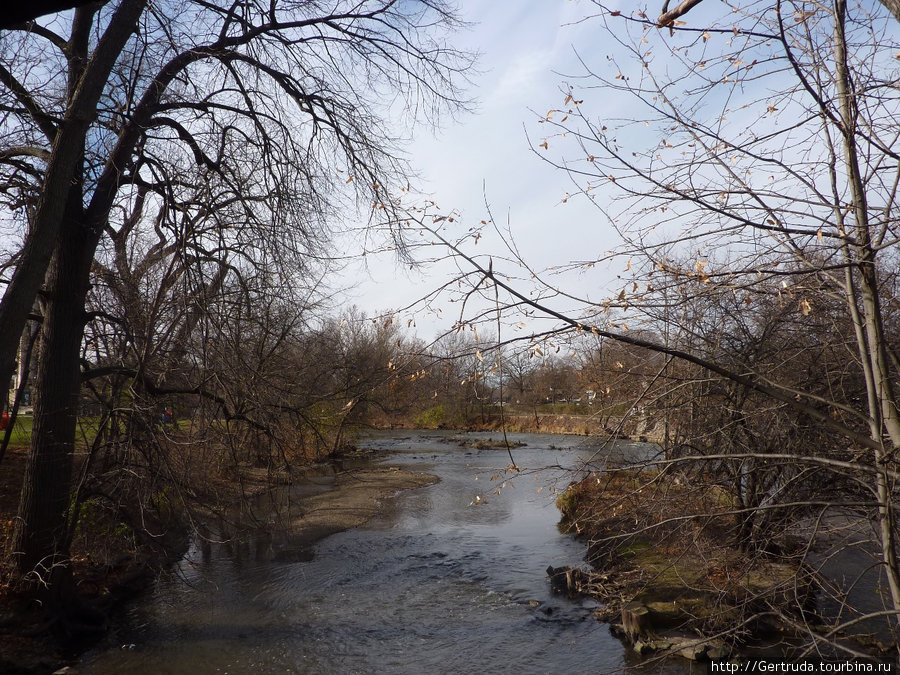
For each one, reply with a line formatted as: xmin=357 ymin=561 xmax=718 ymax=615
xmin=13 ymin=211 xmax=93 ymax=606
xmin=832 ymin=0 xmax=900 ymax=628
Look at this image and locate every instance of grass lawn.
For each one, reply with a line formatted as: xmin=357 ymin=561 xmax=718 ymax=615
xmin=3 ymin=415 xmax=109 ymax=448
xmin=3 ymin=414 xmax=32 ymax=446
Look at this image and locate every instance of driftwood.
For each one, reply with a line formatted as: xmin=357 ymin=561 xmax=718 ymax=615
xmin=632 ymin=635 xmax=730 ymax=661
xmin=545 ymin=564 xmax=616 ymax=598
xmin=546 ymin=565 xmax=593 ymax=597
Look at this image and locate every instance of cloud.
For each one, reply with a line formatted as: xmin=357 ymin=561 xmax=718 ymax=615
xmin=340 ymin=0 xmax=621 ymax=337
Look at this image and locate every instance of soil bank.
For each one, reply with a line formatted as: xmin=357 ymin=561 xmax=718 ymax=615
xmin=276 ymin=465 xmax=437 ymax=546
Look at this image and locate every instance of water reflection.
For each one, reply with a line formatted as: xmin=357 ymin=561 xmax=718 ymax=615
xmin=81 ymin=431 xmax=676 ymax=674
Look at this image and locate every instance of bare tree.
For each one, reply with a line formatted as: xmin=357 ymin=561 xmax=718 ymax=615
xmin=1 ymin=2 xmax=110 ymax=29
xmin=416 ymin=0 xmax=900 ymax=656
xmin=654 ymin=0 xmax=900 ymax=29
xmin=0 ymin=0 xmax=470 ymax=624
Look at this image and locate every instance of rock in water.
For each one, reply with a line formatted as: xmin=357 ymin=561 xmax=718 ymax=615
xmin=621 ymin=601 xmax=652 ymax=641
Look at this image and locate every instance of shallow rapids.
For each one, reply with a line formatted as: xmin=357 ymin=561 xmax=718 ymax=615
xmin=80 ymin=431 xmax=686 ymax=674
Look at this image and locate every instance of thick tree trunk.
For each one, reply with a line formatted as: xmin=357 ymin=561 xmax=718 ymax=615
xmin=0 ymin=0 xmax=145 ymax=407
xmin=12 ymin=214 xmax=93 ymax=603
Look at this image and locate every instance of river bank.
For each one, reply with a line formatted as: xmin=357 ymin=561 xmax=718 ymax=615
xmin=378 ymin=411 xmax=663 ymax=441
xmin=551 ymin=467 xmax=896 ymax=664
xmin=0 ymin=442 xmax=436 ymax=674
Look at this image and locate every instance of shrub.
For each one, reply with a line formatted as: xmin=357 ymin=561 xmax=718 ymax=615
xmin=414 ymin=405 xmax=446 ymax=429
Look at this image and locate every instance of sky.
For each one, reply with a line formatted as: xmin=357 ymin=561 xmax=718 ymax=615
xmin=340 ymin=0 xmax=620 ymax=340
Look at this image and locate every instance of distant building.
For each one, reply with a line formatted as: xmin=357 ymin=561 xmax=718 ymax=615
xmin=6 ymin=319 xmax=39 ymax=411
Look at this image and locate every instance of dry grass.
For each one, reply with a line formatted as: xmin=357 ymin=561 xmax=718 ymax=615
xmin=557 ymin=468 xmax=813 ymax=642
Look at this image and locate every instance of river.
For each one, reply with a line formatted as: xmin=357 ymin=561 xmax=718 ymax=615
xmin=79 ymin=431 xmax=691 ymax=674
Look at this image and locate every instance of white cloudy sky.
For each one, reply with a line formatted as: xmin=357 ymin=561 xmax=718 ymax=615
xmin=340 ymin=0 xmax=622 ymax=339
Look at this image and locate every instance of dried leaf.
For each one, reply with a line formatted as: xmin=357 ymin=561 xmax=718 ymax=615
xmin=695 ymin=260 xmax=710 ymax=283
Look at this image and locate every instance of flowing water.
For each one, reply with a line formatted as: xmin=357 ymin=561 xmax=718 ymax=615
xmin=79 ymin=431 xmax=690 ymax=674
